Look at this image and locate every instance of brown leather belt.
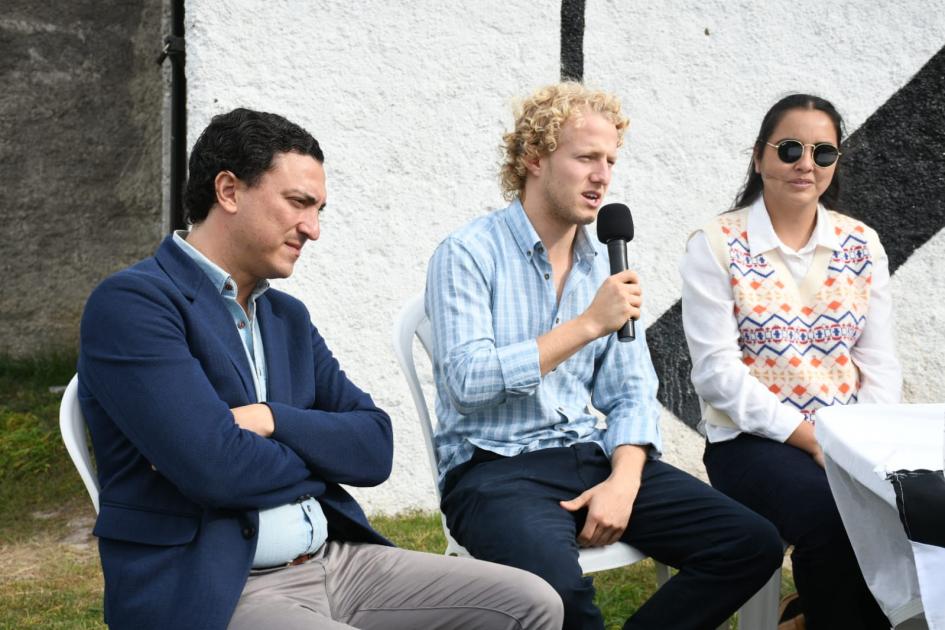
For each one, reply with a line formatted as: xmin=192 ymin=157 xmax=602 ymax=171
xmin=288 ymin=552 xmax=317 ymax=567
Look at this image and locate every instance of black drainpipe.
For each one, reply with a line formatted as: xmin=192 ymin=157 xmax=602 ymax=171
xmin=158 ymin=0 xmax=186 ymax=231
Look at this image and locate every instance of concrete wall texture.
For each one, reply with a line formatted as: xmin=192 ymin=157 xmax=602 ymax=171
xmin=0 ymin=1 xmax=165 ymax=358
xmin=187 ymin=0 xmax=945 ymax=514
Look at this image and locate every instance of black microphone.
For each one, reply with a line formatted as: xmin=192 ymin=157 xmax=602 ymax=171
xmin=596 ymin=203 xmax=635 ymax=342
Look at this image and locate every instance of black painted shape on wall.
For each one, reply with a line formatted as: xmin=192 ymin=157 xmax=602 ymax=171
xmin=647 ymin=302 xmax=703 ymax=427
xmin=838 ymin=45 xmax=945 ymax=274
xmin=651 ymin=43 xmax=945 ymax=430
xmin=560 ymin=0 xmax=585 ymax=82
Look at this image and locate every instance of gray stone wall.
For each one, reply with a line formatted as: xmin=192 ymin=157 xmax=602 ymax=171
xmin=0 ymin=1 xmax=165 ymax=358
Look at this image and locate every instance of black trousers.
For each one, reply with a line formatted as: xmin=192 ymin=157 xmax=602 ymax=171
xmin=704 ymin=433 xmax=890 ymax=630
xmin=442 ymin=442 xmax=782 ymax=630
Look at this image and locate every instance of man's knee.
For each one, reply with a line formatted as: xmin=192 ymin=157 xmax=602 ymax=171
xmin=515 ymin=571 xmax=565 ymax=630
xmin=719 ymin=509 xmax=784 ymax=579
xmin=522 ymin=562 xmax=599 ymax=628
xmin=741 ymin=512 xmax=784 ymax=575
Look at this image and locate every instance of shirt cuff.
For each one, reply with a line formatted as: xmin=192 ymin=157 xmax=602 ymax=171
xmin=766 ymin=406 xmax=807 ymax=443
xmin=495 ymin=339 xmax=541 ymax=396
xmin=603 ymin=415 xmax=662 ymax=459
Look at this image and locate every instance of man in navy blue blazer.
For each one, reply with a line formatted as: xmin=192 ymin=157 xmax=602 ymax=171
xmin=78 ymin=108 xmax=562 ymax=630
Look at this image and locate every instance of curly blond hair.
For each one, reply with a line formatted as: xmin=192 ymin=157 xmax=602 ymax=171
xmin=500 ymin=82 xmax=629 ymax=201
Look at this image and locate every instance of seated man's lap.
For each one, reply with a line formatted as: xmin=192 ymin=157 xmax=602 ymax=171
xmin=443 ymin=445 xmax=594 ymax=576
xmin=230 ymin=541 xmax=563 ymax=630
xmin=442 ymin=444 xmax=607 ymax=627
xmin=443 ymin=443 xmax=772 ymax=576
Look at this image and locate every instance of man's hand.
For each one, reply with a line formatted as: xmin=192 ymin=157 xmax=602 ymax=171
xmin=536 ymin=268 xmax=641 ymax=375
xmin=535 ymin=270 xmax=643 ymax=375
xmin=580 ymin=269 xmax=642 ymax=339
xmin=559 ymin=444 xmax=647 ymax=547
xmin=560 ymin=476 xmax=640 ymax=547
xmin=231 ymin=403 xmax=275 ymax=437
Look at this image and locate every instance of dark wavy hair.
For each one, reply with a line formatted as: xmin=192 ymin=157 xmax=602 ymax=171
xmin=184 ymin=108 xmax=324 ymax=224
xmin=732 ymin=94 xmax=844 ymax=211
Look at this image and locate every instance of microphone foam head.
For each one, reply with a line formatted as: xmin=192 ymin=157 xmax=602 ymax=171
xmin=596 ymin=203 xmax=634 ymax=243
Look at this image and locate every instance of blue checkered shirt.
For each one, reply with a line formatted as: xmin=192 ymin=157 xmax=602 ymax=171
xmin=425 ymin=199 xmax=662 ymax=489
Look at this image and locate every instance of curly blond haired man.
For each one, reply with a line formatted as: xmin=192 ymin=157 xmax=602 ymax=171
xmin=425 ymin=83 xmax=783 ymax=630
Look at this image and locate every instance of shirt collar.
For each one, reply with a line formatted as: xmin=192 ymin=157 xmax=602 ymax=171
xmin=746 ymin=197 xmax=842 ymax=257
xmin=504 ymin=198 xmax=597 ymax=262
xmin=505 ymin=198 xmax=543 ymax=258
xmin=172 ymin=231 xmax=270 ymax=300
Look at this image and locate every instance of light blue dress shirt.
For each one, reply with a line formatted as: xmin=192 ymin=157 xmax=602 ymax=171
xmin=172 ymin=232 xmax=327 ymax=567
xmin=425 ymin=199 xmax=662 ymax=489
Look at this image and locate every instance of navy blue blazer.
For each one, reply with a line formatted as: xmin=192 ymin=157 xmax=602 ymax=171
xmin=78 ymin=237 xmax=393 ymax=629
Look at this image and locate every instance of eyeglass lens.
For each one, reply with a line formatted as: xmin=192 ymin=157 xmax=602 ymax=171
xmin=777 ymin=141 xmax=839 ymax=167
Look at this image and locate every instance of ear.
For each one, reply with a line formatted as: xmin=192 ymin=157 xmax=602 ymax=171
xmin=214 ymin=170 xmax=240 ymax=215
xmin=752 ymin=150 xmax=762 ymax=175
xmin=524 ymin=154 xmax=542 ymax=178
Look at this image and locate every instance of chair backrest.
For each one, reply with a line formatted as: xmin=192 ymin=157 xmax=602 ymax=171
xmin=391 ymin=294 xmax=442 ymax=500
xmin=391 ymin=294 xmax=473 ymax=556
xmin=59 ymin=374 xmax=100 ymax=513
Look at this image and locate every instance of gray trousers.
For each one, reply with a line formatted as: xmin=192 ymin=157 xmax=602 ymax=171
xmin=227 ymin=541 xmax=564 ymax=630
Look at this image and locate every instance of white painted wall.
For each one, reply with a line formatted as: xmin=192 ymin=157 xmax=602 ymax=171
xmin=186 ymin=0 xmax=945 ymax=514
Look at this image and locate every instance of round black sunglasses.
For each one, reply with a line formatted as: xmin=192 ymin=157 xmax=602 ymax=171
xmin=765 ymin=140 xmax=841 ymax=168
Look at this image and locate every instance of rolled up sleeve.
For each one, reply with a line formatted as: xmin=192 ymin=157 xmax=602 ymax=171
xmin=592 ymin=324 xmax=663 ymax=458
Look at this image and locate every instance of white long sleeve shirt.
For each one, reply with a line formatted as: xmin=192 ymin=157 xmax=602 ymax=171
xmin=680 ymin=200 xmax=902 ymax=444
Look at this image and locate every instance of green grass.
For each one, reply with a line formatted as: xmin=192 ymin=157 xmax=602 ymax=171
xmin=0 ymin=542 xmax=105 ymax=630
xmin=0 ymin=357 xmax=792 ymax=629
xmin=0 ymin=354 xmax=85 ymax=541
xmin=0 ymin=354 xmax=106 ymax=629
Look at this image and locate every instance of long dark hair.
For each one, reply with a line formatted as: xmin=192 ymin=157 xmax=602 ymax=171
xmin=732 ymin=94 xmax=844 ymax=210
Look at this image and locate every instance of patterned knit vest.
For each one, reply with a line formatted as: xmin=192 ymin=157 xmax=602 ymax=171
xmin=702 ymin=207 xmax=881 ymax=427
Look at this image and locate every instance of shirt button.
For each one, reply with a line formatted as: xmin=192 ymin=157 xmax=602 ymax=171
xmin=224 ymin=283 xmax=233 ymax=291
xmin=536 ymin=244 xmax=544 ymax=252
xmin=237 ymin=321 xmax=246 ymax=329
xmin=555 ymin=318 xmax=560 ymax=324
xmin=242 ymin=527 xmax=256 ymax=539
xmin=544 ymin=273 xmax=550 ymax=280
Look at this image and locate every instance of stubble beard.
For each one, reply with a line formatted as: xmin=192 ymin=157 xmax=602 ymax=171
xmin=543 ymin=179 xmax=594 ymax=228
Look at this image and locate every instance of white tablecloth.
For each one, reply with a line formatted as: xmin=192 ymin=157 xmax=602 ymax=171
xmin=816 ymin=403 xmax=945 ymax=629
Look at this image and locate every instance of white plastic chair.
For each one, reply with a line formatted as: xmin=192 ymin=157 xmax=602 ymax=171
xmin=59 ymin=374 xmax=100 ymax=514
xmin=391 ymin=294 xmax=671 ymax=578
xmin=738 ymin=568 xmax=781 ymax=629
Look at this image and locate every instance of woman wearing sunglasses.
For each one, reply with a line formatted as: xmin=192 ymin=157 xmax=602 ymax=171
xmin=680 ymin=94 xmax=900 ymax=629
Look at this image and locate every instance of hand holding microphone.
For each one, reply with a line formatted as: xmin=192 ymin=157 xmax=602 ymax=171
xmin=594 ymin=203 xmax=639 ymax=342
